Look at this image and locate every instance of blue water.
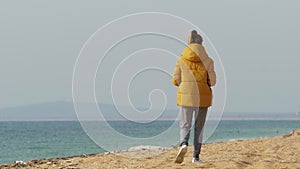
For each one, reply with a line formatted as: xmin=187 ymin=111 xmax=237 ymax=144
xmin=0 ymin=120 xmax=299 ymax=164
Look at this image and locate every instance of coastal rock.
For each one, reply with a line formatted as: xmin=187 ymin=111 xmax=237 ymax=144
xmin=12 ymin=161 xmax=27 ymax=167
xmin=15 ymin=161 xmax=25 ymax=164
xmin=291 ymin=129 xmax=300 ymax=136
xmin=283 ymin=129 xmax=300 ymax=137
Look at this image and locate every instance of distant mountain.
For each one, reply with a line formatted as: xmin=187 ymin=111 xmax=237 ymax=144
xmin=222 ymin=111 xmax=300 ymax=120
xmin=0 ymin=101 xmax=178 ymax=121
xmin=0 ymin=101 xmax=299 ymax=121
xmin=0 ymin=101 xmax=76 ymax=121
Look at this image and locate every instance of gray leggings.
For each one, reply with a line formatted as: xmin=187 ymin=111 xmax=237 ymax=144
xmin=180 ymin=106 xmax=207 ymax=157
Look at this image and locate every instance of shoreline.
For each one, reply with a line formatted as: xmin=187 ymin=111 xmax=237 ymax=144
xmin=1 ymin=129 xmax=300 ymax=168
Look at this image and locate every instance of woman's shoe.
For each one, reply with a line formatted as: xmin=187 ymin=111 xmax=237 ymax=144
xmin=192 ymin=157 xmax=202 ymax=163
xmin=174 ymin=145 xmax=187 ymax=163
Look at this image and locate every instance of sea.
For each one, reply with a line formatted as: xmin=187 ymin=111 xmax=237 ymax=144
xmin=0 ymin=120 xmax=299 ymax=164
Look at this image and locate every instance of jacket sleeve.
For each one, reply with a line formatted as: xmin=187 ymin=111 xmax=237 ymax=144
xmin=207 ymin=60 xmax=216 ymax=87
xmin=172 ymin=58 xmax=181 ymax=86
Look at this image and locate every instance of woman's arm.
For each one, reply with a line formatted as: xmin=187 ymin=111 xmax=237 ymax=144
xmin=172 ymin=59 xmax=181 ymax=86
xmin=207 ymin=61 xmax=216 ymax=87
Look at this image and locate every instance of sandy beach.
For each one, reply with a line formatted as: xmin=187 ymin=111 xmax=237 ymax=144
xmin=1 ymin=129 xmax=299 ymax=169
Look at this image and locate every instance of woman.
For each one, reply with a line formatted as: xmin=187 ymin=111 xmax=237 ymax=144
xmin=173 ymin=30 xmax=216 ymax=163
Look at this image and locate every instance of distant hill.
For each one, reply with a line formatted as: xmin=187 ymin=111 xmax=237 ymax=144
xmin=0 ymin=101 xmax=178 ymax=121
xmin=0 ymin=101 xmax=299 ymax=121
xmin=221 ymin=111 xmax=300 ymax=120
xmin=0 ymin=101 xmax=76 ymax=121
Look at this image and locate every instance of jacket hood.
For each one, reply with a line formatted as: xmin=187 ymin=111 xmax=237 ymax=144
xmin=182 ymin=44 xmax=209 ymax=63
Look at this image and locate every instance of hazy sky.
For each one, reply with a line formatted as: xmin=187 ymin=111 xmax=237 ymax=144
xmin=1 ymin=0 xmax=299 ymax=113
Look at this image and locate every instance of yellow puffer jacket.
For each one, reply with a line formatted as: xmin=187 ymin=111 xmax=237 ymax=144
xmin=172 ymin=44 xmax=216 ymax=107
